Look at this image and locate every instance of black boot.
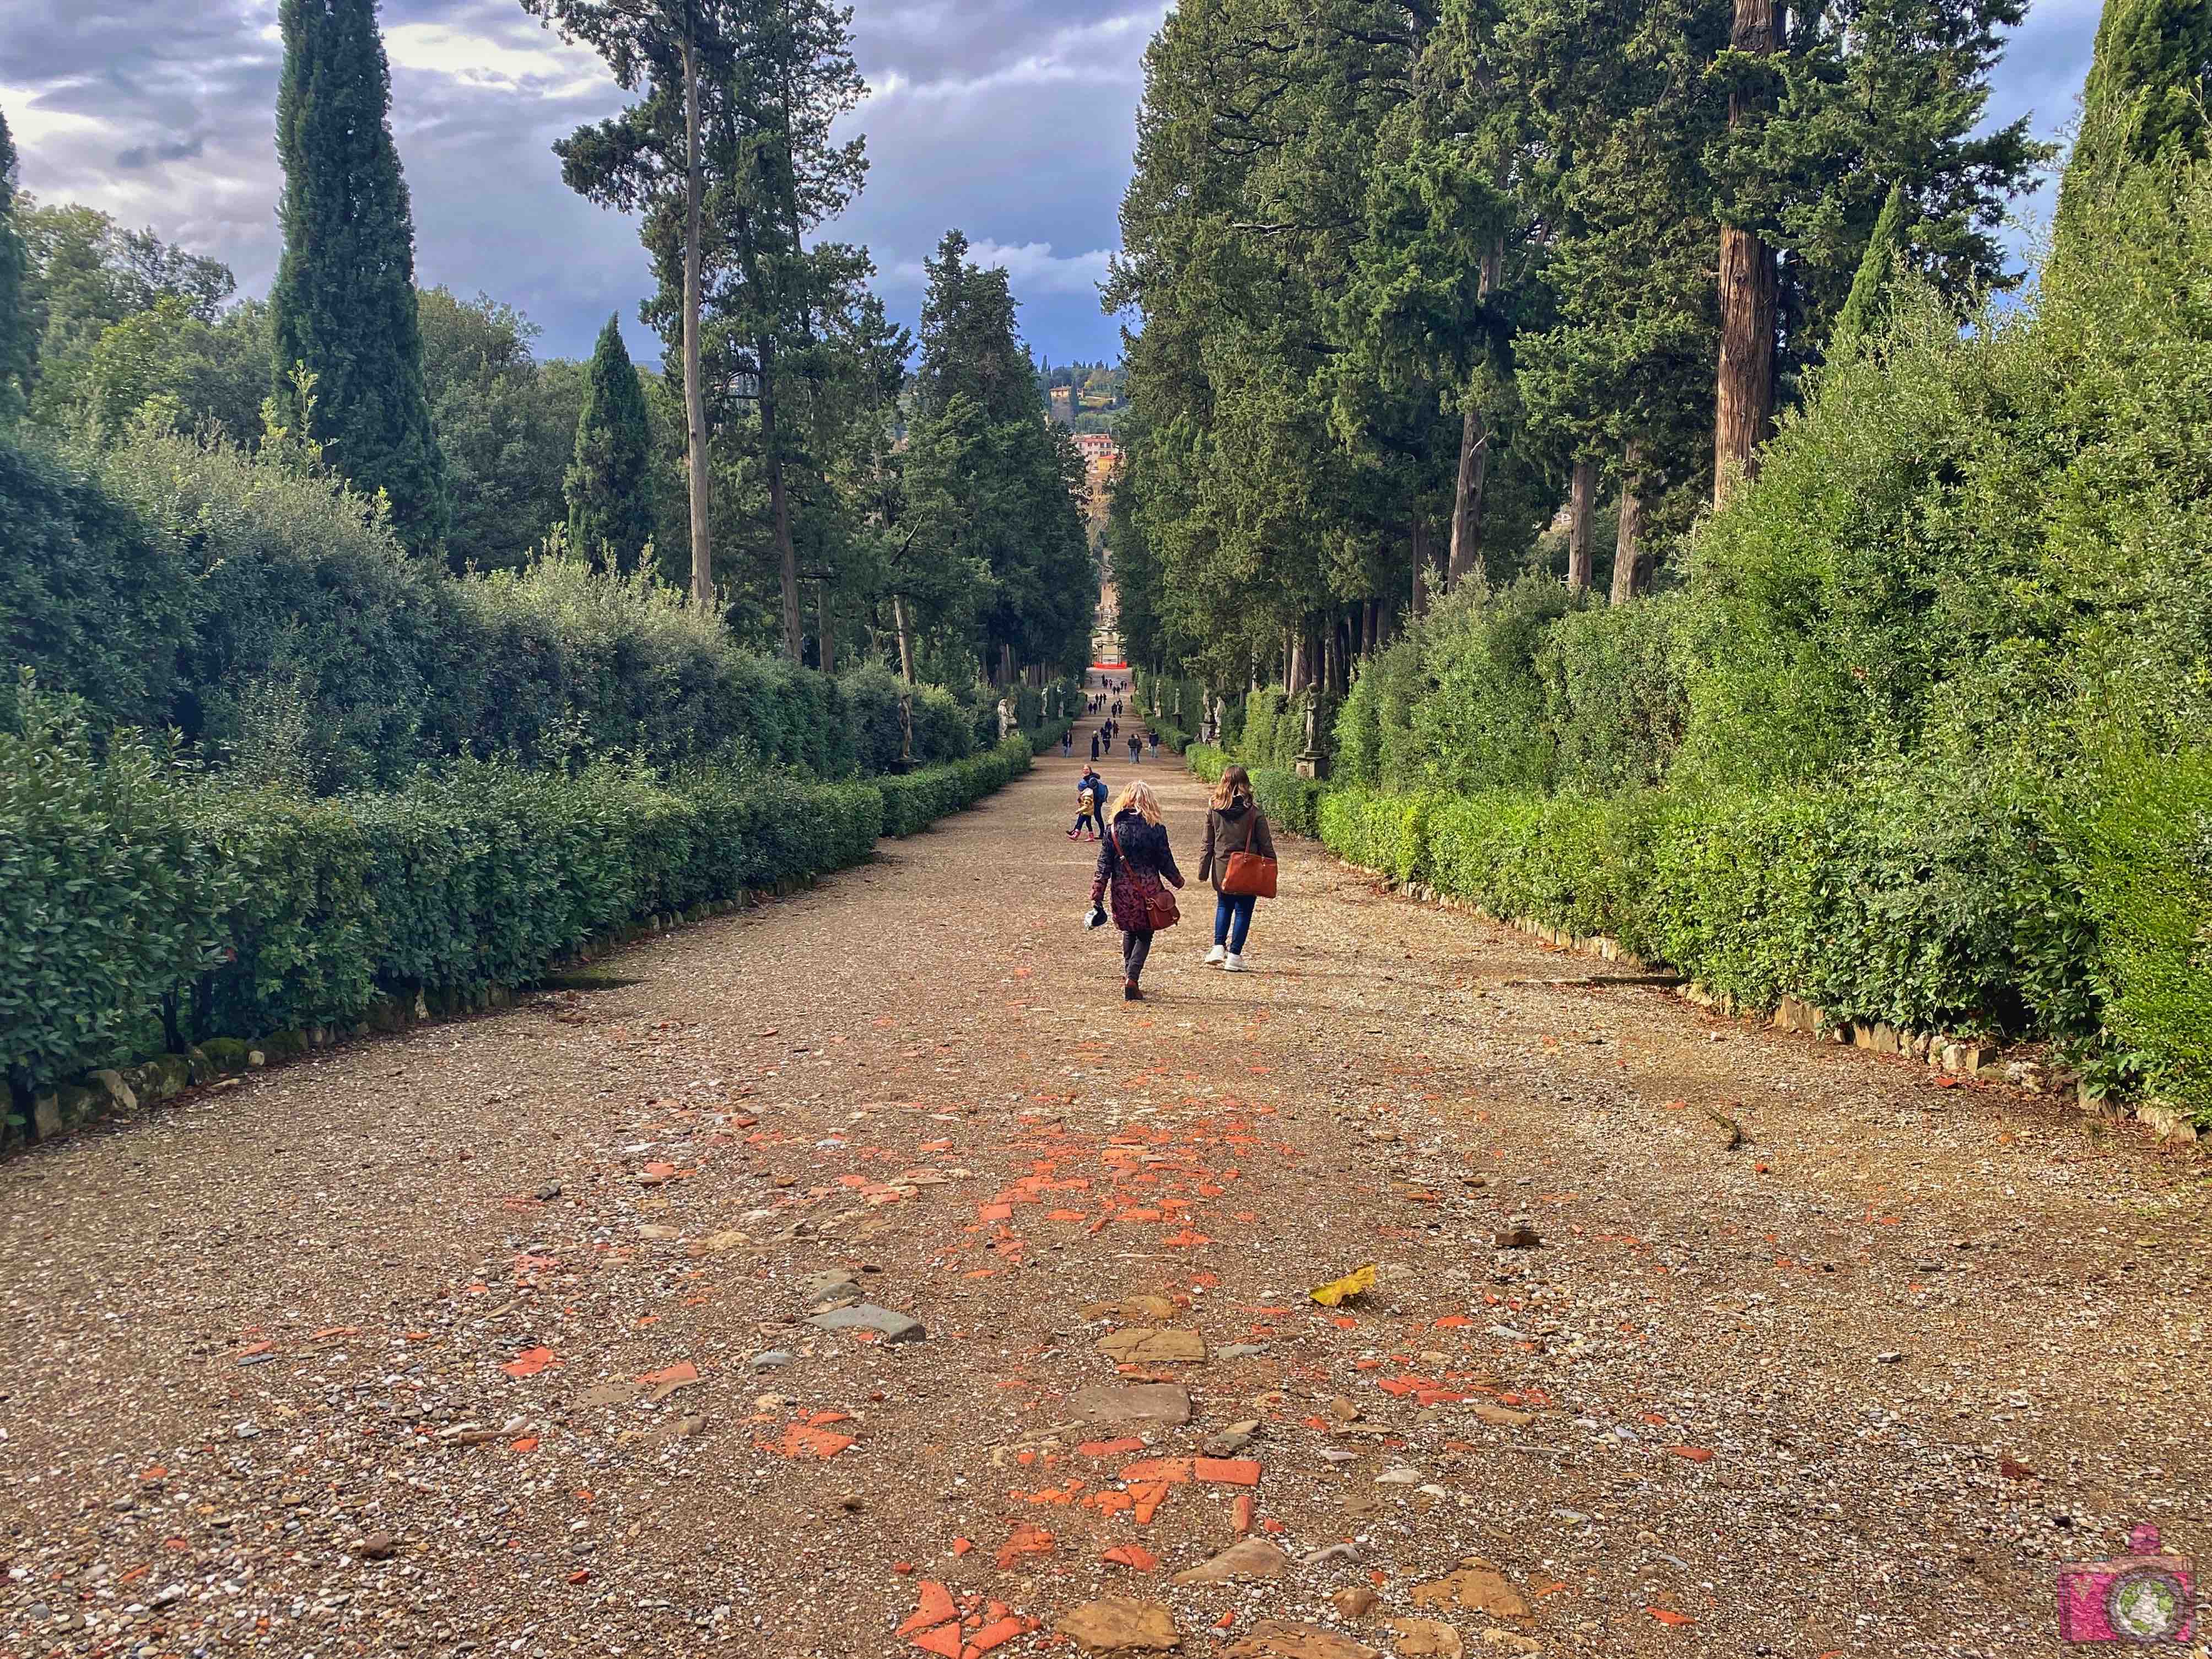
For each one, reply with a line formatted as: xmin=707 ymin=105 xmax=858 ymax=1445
xmin=1124 ymin=979 xmax=1143 ymax=1002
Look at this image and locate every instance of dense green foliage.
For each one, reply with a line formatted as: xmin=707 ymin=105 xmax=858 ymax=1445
xmin=1 ymin=427 xmax=981 ymax=790
xmin=1309 ymin=774 xmax=2097 ymax=1041
xmin=1104 ymin=0 xmax=2042 ymax=694
xmin=1 ymin=685 xmax=231 ymax=1104
xmin=875 ymin=736 xmax=1037 ymax=838
xmin=2075 ymin=750 xmax=2212 ymax=1112
xmin=417 ymin=289 xmax=584 ymax=574
xmin=270 ymin=0 xmax=449 ymax=551
xmin=0 ymin=104 xmax=29 ymax=423
xmin=11 ymin=202 xmax=257 ymax=440
xmin=2 ymin=676 xmax=1039 ymax=1115
xmin=0 ymin=441 xmax=196 ymax=734
xmin=900 ymin=231 xmax=1098 ymax=682
xmin=1177 ymin=75 xmax=2212 ymax=1122
xmin=565 ymin=314 xmax=655 ymax=573
xmin=2054 ymin=0 xmax=2212 ymax=258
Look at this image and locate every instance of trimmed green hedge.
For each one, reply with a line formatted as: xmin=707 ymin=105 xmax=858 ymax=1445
xmin=876 ymin=736 xmax=1035 ymax=838
xmin=1314 ymin=777 xmax=2100 ymax=1046
xmin=2076 ymin=748 xmax=2212 ymax=1113
xmin=5 ymin=429 xmax=979 ymax=790
xmin=1253 ymin=769 xmax=1328 ymax=839
xmin=1184 ymin=745 xmax=1325 ymax=837
xmin=3 ymin=684 xmax=1033 ymax=1125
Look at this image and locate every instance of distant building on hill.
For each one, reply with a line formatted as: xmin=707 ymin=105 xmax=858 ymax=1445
xmin=1048 ymin=385 xmax=1077 ymax=429
xmin=1075 ymin=432 xmax=1119 ymax=464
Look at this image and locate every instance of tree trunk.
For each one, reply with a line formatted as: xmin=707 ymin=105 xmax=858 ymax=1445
xmin=1410 ymin=518 xmax=1433 ymax=621
xmin=1444 ymin=400 xmax=1489 ymax=592
xmin=1610 ymin=443 xmax=1647 ymax=607
xmin=680 ymin=37 xmax=713 ymax=611
xmin=1566 ymin=457 xmax=1596 ymax=593
xmin=1444 ymin=243 xmax=1502 ymax=593
xmin=892 ymin=594 xmax=915 ymax=683
xmin=1714 ymin=0 xmax=1779 ymax=507
xmin=760 ymin=337 xmax=802 ymax=661
xmin=1287 ymin=633 xmax=1307 ymax=697
xmin=817 ymin=582 xmax=834 ymax=675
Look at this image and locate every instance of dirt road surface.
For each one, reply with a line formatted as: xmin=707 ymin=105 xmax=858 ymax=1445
xmin=4 ymin=694 xmax=2207 ymax=1659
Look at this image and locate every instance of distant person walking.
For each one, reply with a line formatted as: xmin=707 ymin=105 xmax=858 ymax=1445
xmin=1089 ymin=730 xmax=1102 ymax=762
xmin=1147 ymin=730 xmax=1160 ymax=761
xmin=1128 ymin=731 xmax=1143 ymax=765
xmin=1197 ymin=764 xmax=1277 ymax=973
xmin=1061 ymin=728 xmax=1073 ymax=757
xmin=1089 ymin=779 xmax=1184 ymax=1001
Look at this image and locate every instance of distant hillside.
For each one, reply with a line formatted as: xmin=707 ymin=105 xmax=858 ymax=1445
xmin=1042 ymin=359 xmax=1126 ymax=432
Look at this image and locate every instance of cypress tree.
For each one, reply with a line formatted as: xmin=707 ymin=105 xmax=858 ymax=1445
xmin=269 ymin=0 xmax=449 ymax=551
xmin=2054 ymin=0 xmax=2212 ymax=253
xmin=1832 ymin=182 xmax=1909 ymax=351
xmin=564 ymin=313 xmax=654 ymax=573
xmin=0 ymin=102 xmax=30 ymax=423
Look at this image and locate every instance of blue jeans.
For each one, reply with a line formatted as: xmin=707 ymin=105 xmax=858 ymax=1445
xmin=1213 ymin=892 xmax=1255 ymax=953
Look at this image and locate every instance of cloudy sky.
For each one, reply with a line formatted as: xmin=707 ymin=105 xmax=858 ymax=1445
xmin=4 ymin=0 xmax=2095 ymax=368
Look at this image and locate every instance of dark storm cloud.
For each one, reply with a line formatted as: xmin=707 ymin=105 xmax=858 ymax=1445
xmin=116 ymin=136 xmax=207 ymax=169
xmin=4 ymin=0 xmax=2083 ymax=365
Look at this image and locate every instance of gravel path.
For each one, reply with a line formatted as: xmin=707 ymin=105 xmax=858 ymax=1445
xmin=4 ymin=686 xmax=2208 ymax=1659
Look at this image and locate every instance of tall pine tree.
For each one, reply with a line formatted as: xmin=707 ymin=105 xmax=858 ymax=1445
xmin=0 ymin=102 xmax=30 ymax=424
xmin=269 ymin=0 xmax=449 ymax=551
xmin=565 ymin=314 xmax=654 ymax=572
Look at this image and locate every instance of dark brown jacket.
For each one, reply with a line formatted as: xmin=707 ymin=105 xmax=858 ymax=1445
xmin=1197 ymin=800 xmax=1276 ymax=892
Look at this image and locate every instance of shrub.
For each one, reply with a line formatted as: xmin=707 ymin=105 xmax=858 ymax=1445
xmin=1538 ymin=594 xmax=1690 ymax=792
xmin=1186 ymin=744 xmax=1228 ymax=783
xmin=1243 ymin=688 xmax=1291 ymax=772
xmin=6 ymin=426 xmax=951 ymax=789
xmin=843 ymin=664 xmax=912 ymax=777
xmin=911 ymin=685 xmax=975 ymax=766
xmin=876 ymin=737 xmax=1034 ymax=838
xmin=1318 ymin=788 xmax=1436 ymax=886
xmin=1 ymin=680 xmax=231 ymax=1111
xmin=1250 ymin=768 xmax=1326 ymax=838
xmin=1310 ymin=769 xmax=2100 ymax=1040
xmin=2075 ymin=748 xmax=2212 ymax=1121
xmin=0 ymin=441 xmax=194 ymax=735
xmin=1 ymin=705 xmax=1035 ymax=1121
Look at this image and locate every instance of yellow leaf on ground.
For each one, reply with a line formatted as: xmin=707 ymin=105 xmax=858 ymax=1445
xmin=1308 ymin=1264 xmax=1377 ymax=1307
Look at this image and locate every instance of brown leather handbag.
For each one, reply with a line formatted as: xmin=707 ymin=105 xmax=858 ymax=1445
xmin=1220 ymin=810 xmax=1278 ymax=899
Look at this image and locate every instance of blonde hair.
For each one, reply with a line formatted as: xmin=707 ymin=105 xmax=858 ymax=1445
xmin=1210 ymin=764 xmax=1254 ymax=811
xmin=1112 ymin=779 xmax=1163 ymax=823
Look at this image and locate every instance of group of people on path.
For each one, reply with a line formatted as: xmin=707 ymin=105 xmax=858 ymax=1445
xmin=1086 ymin=721 xmax=1159 ymax=766
xmin=1082 ymin=761 xmax=1276 ymax=1001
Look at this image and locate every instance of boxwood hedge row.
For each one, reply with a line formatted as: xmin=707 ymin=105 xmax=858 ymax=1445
xmin=3 ymin=684 xmax=1037 ymax=1125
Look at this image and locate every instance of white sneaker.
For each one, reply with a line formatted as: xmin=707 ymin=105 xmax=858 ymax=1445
xmin=1222 ymin=953 xmax=1248 ymax=973
xmin=1203 ymin=945 xmax=1227 ymax=965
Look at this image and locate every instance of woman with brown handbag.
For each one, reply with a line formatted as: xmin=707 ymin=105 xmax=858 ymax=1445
xmin=1088 ymin=779 xmax=1185 ymax=1001
xmin=1196 ymin=764 xmax=1277 ymax=973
